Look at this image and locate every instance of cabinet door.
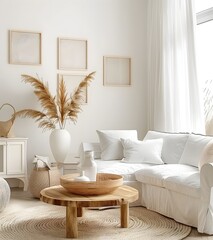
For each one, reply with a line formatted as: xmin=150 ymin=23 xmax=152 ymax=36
xmin=7 ymin=141 xmax=25 ymax=174
xmin=0 ymin=142 xmax=6 ymax=175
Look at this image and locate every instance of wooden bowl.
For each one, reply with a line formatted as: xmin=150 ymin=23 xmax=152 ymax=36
xmin=60 ymin=173 xmax=123 ymax=196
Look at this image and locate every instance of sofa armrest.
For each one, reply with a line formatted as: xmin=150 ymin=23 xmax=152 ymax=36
xmin=78 ymin=142 xmax=101 ymax=160
xmin=198 ymin=163 xmax=213 ymax=234
xmin=200 ymin=162 xmax=213 ymax=196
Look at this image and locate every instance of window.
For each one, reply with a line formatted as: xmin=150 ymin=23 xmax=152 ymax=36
xmin=195 ymin=1 xmax=213 ymax=134
xmin=195 ymin=0 xmax=213 ymax=13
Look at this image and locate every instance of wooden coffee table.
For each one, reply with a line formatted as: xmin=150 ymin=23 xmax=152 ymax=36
xmin=40 ymin=185 xmax=138 ymax=238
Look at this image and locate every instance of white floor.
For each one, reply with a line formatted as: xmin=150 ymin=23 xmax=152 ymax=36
xmin=2 ymin=188 xmax=213 ymax=240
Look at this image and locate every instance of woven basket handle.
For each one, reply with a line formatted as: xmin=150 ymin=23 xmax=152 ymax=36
xmin=0 ymin=103 xmax=16 ymax=123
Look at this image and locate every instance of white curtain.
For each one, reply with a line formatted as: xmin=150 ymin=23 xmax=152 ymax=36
xmin=147 ymin=0 xmax=205 ymax=133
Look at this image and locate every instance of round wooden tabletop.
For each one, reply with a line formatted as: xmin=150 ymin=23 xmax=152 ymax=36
xmin=40 ymin=185 xmax=138 ymax=208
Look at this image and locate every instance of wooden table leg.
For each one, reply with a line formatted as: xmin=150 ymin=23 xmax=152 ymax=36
xmin=120 ymin=200 xmax=129 ymax=228
xmin=66 ymin=202 xmax=78 ymax=238
xmin=77 ymin=207 xmax=84 ymax=217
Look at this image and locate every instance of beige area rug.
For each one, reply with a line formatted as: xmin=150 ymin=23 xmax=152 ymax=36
xmin=0 ymin=204 xmax=191 ymax=240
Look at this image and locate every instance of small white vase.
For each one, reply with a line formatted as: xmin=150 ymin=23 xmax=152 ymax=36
xmin=49 ymin=129 xmax=71 ymax=164
xmin=81 ymin=151 xmax=97 ymax=181
xmin=74 ymin=171 xmax=90 ymax=182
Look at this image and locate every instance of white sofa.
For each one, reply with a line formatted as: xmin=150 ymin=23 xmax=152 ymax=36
xmin=80 ymin=130 xmax=213 ymax=235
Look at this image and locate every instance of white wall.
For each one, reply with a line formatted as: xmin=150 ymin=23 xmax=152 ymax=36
xmin=0 ymin=0 xmax=148 ymax=174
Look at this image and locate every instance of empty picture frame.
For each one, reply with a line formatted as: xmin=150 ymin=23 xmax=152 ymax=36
xmin=58 ymin=74 xmax=88 ymax=104
xmin=58 ymin=38 xmax=87 ymax=70
xmin=9 ymin=30 xmax=42 ymax=65
xmin=103 ymin=56 xmax=131 ymax=86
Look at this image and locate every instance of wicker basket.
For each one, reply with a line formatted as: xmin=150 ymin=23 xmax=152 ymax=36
xmin=28 ymin=167 xmax=61 ymax=198
xmin=0 ymin=103 xmax=16 ymax=138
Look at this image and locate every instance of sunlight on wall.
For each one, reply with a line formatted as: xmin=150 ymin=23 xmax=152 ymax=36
xmin=195 ymin=0 xmax=213 ymax=13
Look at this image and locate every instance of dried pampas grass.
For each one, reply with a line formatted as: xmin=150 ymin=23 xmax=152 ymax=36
xmin=15 ymin=72 xmax=95 ymax=131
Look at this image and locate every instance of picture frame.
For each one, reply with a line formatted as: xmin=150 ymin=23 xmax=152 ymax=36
xmin=58 ymin=38 xmax=88 ymax=70
xmin=103 ymin=56 xmax=131 ymax=86
xmin=58 ymin=74 xmax=88 ymax=104
xmin=9 ymin=30 xmax=42 ymax=65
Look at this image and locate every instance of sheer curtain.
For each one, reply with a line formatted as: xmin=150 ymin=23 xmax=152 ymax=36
xmin=147 ymin=0 xmax=205 ymax=133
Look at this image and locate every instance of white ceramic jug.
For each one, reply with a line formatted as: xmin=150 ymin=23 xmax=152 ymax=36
xmin=81 ymin=150 xmax=97 ymax=181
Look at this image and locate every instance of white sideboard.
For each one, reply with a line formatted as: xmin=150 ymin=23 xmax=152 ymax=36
xmin=0 ymin=138 xmax=28 ymax=191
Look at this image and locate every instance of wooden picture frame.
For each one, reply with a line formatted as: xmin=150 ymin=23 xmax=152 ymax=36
xmin=103 ymin=56 xmax=131 ymax=86
xmin=58 ymin=74 xmax=88 ymax=104
xmin=9 ymin=30 xmax=42 ymax=65
xmin=58 ymin=38 xmax=87 ymax=70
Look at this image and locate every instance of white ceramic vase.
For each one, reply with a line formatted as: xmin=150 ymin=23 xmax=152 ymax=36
xmin=80 ymin=150 xmax=97 ymax=181
xmin=49 ymin=129 xmax=71 ymax=164
xmin=74 ymin=171 xmax=90 ymax=182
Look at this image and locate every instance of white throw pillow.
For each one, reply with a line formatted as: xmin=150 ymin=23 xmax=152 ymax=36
xmin=121 ymin=138 xmax=164 ymax=164
xmin=144 ymin=131 xmax=189 ymax=164
xmin=96 ymin=130 xmax=138 ymax=160
xmin=198 ymin=139 xmax=213 ymax=170
xmin=179 ymin=133 xmax=213 ymax=167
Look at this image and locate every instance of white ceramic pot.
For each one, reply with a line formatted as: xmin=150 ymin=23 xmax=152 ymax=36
xmin=49 ymin=129 xmax=71 ymax=164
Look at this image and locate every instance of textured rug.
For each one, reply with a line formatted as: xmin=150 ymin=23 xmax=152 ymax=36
xmin=0 ymin=204 xmax=191 ymax=240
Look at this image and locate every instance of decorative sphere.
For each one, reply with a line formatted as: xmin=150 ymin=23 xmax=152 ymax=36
xmin=0 ymin=178 xmax=10 ymax=212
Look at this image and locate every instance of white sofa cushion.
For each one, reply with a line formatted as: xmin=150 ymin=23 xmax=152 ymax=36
xmin=97 ymin=161 xmax=154 ymax=181
xmin=121 ymin=138 xmax=164 ymax=164
xmin=96 ymin=130 xmax=138 ymax=160
xmin=165 ymin=172 xmax=200 ymax=198
xmin=95 ymin=159 xmax=120 ymax=172
xmin=135 ymin=164 xmax=199 ymax=190
xmin=144 ymin=131 xmax=189 ymax=164
xmin=179 ymin=134 xmax=213 ymax=167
